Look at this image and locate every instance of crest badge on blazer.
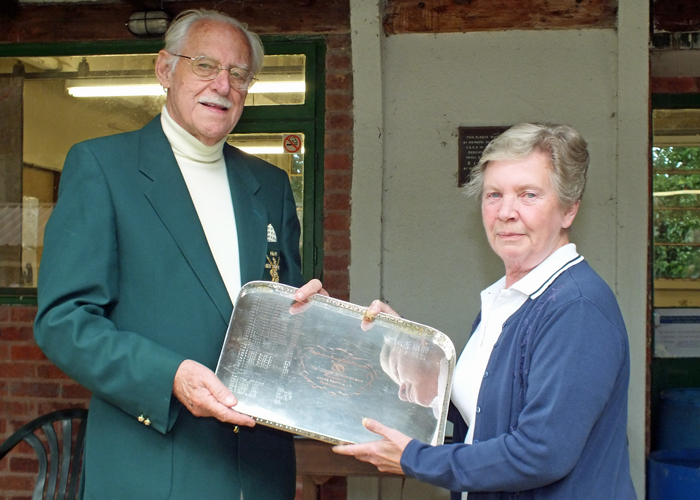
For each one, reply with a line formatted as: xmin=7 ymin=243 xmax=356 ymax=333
xmin=265 ymin=223 xmax=280 ymax=282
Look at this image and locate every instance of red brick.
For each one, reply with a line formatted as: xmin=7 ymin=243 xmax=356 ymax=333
xmin=0 ymin=363 xmax=35 ymax=379
xmin=0 ymin=306 xmax=10 ymax=322
xmin=36 ymin=364 xmax=69 ymax=380
xmin=324 ymin=171 xmax=352 ymax=191
xmin=9 ymin=382 xmax=59 ymax=398
xmin=37 ymin=401 xmax=88 ymax=416
xmin=324 ymin=193 xmax=351 ymax=211
xmin=326 ymin=53 xmax=351 ymax=72
xmin=0 ymin=344 xmax=9 ymax=360
xmin=0 ymin=327 xmax=33 ymax=342
xmin=324 ymin=153 xmax=351 ymax=171
xmin=0 ymin=474 xmax=36 ymax=491
xmin=10 ymin=346 xmax=46 ymax=362
xmin=62 ymin=383 xmax=91 ymax=400
xmin=325 ymin=34 xmax=351 ymax=50
xmin=324 ymin=213 xmax=350 ymax=231
xmin=325 ymin=132 xmax=352 ymax=151
xmin=0 ymin=401 xmax=32 ymax=417
xmin=325 ymin=112 xmax=353 ymax=131
xmin=325 ymin=94 xmax=353 ymax=112
xmin=323 ymin=272 xmax=350 ymax=294
xmin=324 ymin=233 xmax=350 ymax=253
xmin=9 ymin=307 xmax=37 ymax=324
xmin=323 ymin=255 xmax=350 ymax=271
xmin=326 ymin=73 xmax=352 ymax=92
xmin=9 ymin=458 xmax=38 ymax=474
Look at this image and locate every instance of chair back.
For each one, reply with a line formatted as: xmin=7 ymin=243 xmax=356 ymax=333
xmin=0 ymin=408 xmax=88 ymax=500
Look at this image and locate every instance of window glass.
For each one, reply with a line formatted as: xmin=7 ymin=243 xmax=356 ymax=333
xmin=0 ymin=52 xmax=308 ymax=290
xmin=652 ymin=109 xmax=700 ymax=281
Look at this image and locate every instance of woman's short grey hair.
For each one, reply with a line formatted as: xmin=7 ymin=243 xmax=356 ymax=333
xmin=464 ymin=123 xmax=590 ymax=208
xmin=162 ymin=9 xmax=264 ymax=76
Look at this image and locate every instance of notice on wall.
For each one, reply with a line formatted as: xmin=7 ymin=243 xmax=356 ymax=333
xmin=654 ymin=308 xmax=700 ymax=358
xmin=457 ymin=126 xmax=509 ymax=187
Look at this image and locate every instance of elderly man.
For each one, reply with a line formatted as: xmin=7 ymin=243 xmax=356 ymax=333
xmin=34 ymin=9 xmax=304 ymax=499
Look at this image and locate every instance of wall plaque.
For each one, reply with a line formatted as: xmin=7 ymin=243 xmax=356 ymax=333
xmin=457 ymin=126 xmax=509 ymax=187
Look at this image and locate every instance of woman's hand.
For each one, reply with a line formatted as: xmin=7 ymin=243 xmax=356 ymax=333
xmin=290 ymin=279 xmax=329 ymax=315
xmin=332 ymin=418 xmax=411 ymax=474
xmin=361 ymin=300 xmax=401 ymax=331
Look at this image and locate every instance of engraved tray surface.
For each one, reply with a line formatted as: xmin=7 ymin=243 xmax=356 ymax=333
xmin=215 ymin=281 xmax=455 ymax=445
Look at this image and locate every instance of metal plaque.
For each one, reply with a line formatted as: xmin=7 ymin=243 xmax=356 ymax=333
xmin=215 ymin=281 xmax=455 ymax=445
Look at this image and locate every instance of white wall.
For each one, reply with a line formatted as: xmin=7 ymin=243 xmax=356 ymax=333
xmin=350 ymin=2 xmax=648 ymax=499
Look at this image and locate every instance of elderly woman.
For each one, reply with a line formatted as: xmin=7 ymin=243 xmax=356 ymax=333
xmin=298 ymin=123 xmax=636 ymax=499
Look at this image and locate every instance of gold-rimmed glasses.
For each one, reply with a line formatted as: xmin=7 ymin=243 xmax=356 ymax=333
xmin=173 ymin=53 xmax=257 ymax=91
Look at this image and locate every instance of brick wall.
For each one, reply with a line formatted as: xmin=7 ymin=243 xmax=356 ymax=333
xmin=0 ymin=33 xmax=352 ymax=500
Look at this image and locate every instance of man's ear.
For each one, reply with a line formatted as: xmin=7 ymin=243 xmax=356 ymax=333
xmin=155 ymin=50 xmax=173 ymax=89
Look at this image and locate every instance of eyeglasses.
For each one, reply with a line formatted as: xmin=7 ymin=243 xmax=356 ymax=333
xmin=173 ymin=54 xmax=257 ymax=91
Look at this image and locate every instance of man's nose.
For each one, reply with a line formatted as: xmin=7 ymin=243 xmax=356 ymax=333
xmin=210 ymin=69 xmax=231 ymax=94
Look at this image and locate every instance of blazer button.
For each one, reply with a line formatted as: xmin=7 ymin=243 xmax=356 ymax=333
xmin=144 ymin=418 xmax=151 ymax=426
xmin=137 ymin=415 xmax=145 ymax=423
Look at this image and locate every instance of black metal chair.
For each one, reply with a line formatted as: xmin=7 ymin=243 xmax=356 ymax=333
xmin=0 ymin=408 xmax=88 ymax=500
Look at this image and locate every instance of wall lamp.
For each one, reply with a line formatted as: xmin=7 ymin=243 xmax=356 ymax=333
xmin=127 ymin=11 xmax=171 ymax=37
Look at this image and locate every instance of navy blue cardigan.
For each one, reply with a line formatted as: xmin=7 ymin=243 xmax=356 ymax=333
xmin=401 ymin=261 xmax=637 ymax=500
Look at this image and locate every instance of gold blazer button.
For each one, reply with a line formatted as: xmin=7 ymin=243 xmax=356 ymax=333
xmin=144 ymin=418 xmax=152 ymax=426
xmin=137 ymin=415 xmax=145 ymax=423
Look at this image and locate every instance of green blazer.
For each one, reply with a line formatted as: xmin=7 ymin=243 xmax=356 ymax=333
xmin=34 ymin=117 xmax=304 ymax=500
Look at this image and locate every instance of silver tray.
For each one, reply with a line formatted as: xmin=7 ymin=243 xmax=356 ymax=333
xmin=215 ymin=281 xmax=455 ymax=445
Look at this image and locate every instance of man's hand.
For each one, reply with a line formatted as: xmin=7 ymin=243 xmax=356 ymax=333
xmin=173 ymin=359 xmax=255 ymax=427
xmin=332 ymin=418 xmax=411 ymax=474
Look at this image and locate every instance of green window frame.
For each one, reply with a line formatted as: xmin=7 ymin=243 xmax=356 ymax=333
xmin=0 ymin=37 xmax=325 ymax=304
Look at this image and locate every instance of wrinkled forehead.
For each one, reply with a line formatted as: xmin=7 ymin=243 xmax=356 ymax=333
xmin=183 ymin=20 xmax=252 ymax=65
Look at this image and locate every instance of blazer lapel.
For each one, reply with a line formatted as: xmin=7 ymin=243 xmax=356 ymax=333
xmin=224 ymin=145 xmax=267 ymax=286
xmin=138 ymin=117 xmax=232 ymax=323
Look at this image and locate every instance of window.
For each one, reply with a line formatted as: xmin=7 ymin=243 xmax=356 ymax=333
xmin=0 ymin=39 xmax=325 ymax=302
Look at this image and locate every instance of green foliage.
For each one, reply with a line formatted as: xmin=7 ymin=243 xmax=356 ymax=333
xmin=653 ymin=147 xmax=700 ymax=279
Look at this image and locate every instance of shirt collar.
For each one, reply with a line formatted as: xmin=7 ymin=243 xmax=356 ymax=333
xmin=510 ymin=243 xmax=583 ymax=299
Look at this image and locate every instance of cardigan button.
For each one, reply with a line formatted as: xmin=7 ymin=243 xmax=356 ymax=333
xmin=476 ymin=406 xmax=481 ymax=413
xmin=473 ymin=439 xmax=479 ymax=444
xmin=483 ymin=371 xmax=489 ymax=378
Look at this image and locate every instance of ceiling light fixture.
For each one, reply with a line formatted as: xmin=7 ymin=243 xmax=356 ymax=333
xmin=249 ymin=81 xmax=305 ymax=94
xmin=66 ymin=78 xmax=165 ymax=98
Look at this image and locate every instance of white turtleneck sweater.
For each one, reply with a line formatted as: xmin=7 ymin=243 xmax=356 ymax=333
xmin=160 ymin=105 xmax=241 ymax=303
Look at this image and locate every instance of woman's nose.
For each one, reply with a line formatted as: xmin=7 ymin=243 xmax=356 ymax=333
xmin=498 ymin=195 xmax=517 ymax=220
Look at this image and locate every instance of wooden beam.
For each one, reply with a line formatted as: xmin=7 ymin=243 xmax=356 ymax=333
xmin=383 ymin=0 xmax=618 ymax=35
xmin=653 ymin=0 xmax=700 ymax=33
xmin=0 ymin=0 xmax=349 ymax=44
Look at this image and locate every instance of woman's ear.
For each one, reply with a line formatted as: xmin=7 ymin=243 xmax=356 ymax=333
xmin=562 ymin=200 xmax=580 ymax=229
xmin=155 ymin=50 xmax=173 ymax=89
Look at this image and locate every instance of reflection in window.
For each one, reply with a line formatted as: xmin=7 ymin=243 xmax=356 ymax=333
xmin=0 ymin=52 xmax=307 ymax=289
